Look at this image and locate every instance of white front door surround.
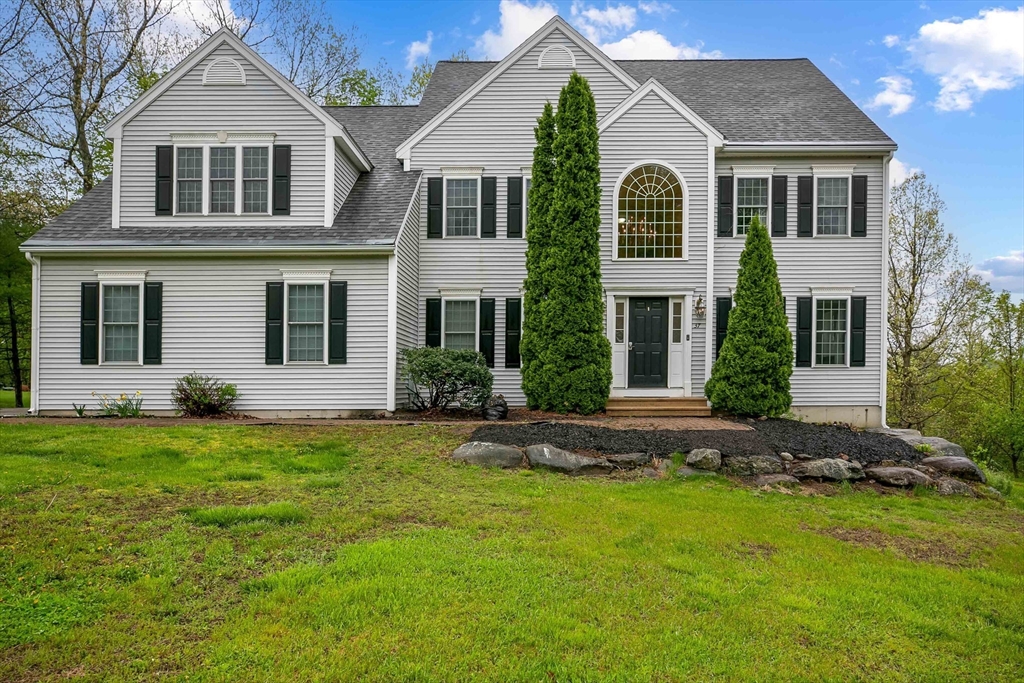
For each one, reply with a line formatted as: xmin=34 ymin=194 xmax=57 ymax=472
xmin=605 ymin=288 xmax=693 ymax=397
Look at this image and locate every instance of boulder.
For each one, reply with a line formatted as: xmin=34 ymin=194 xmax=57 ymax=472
xmin=605 ymin=452 xmax=652 ymax=469
xmin=753 ymin=474 xmax=800 ymax=487
xmin=525 ymin=444 xmax=612 ymax=475
xmin=790 ymin=458 xmax=865 ymax=481
xmin=481 ymin=394 xmax=509 ymax=421
xmin=864 ymin=466 xmax=933 ymax=488
xmin=675 ymin=466 xmax=717 ymax=479
xmin=642 ymin=467 xmax=661 ymax=479
xmin=936 ymin=477 xmax=974 ymax=497
xmin=920 ymin=456 xmax=986 ymax=483
xmin=685 ymin=448 xmax=722 ymax=471
xmin=913 ymin=437 xmax=967 ymax=459
xmin=722 ymin=455 xmax=784 ymax=476
xmin=779 ymin=452 xmax=794 ymax=462
xmin=879 ymin=459 xmax=897 ymax=468
xmin=794 ymin=453 xmax=814 ymax=461
xmin=452 ymin=442 xmax=523 ymax=468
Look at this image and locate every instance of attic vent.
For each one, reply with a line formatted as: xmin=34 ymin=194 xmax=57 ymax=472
xmin=203 ymin=57 xmax=246 ymax=86
xmin=537 ymin=45 xmax=576 ymax=70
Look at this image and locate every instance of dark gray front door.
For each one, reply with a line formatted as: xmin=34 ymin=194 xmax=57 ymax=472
xmin=628 ymin=298 xmax=668 ymax=387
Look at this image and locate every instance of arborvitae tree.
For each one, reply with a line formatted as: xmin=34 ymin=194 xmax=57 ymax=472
xmin=520 ymin=101 xmax=556 ymax=408
xmin=535 ymin=73 xmax=611 ymax=414
xmin=705 ymin=216 xmax=793 ymax=416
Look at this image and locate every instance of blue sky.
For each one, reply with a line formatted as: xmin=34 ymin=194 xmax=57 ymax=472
xmin=323 ymin=0 xmax=1023 ymax=293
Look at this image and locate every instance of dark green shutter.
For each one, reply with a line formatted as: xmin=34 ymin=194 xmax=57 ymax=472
xmin=505 ymin=298 xmax=521 ymax=368
xmin=155 ymin=146 xmax=173 ymax=215
xmin=850 ymin=296 xmax=867 ymax=367
xmin=481 ymin=177 xmax=496 ymax=238
xmin=717 ymin=176 xmax=733 ymax=237
xmin=426 ymin=298 xmax=441 ymax=347
xmin=265 ymin=282 xmax=284 ymax=364
xmin=797 ymin=176 xmax=813 ymax=237
xmin=506 ymin=176 xmax=523 ymax=238
xmin=143 ymin=282 xmax=162 ymax=365
xmin=427 ymin=178 xmax=443 ymax=238
xmin=272 ymin=145 xmax=291 ymax=215
xmin=715 ymin=297 xmax=731 ymax=359
xmin=771 ymin=175 xmax=787 ymax=237
xmin=796 ymin=297 xmax=812 ymax=366
xmin=329 ymin=281 xmax=348 ymax=364
xmin=851 ymin=175 xmax=867 ymax=237
xmin=480 ymin=298 xmax=495 ymax=366
xmin=80 ymin=282 xmax=99 ymax=365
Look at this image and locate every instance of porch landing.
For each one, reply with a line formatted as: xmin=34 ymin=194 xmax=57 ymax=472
xmin=605 ymin=397 xmax=711 ymax=418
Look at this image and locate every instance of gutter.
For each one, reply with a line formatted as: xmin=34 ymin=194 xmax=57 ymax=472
xmin=24 ymin=251 xmax=40 ymax=415
xmin=19 ymin=243 xmax=396 ymax=256
xmin=721 ymin=141 xmax=898 ymax=155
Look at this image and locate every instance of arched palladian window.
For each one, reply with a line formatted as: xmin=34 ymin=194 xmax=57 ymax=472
xmin=617 ymin=164 xmax=684 ymax=259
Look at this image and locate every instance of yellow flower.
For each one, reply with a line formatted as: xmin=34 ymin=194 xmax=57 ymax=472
xmin=135 ymin=391 xmax=142 ymax=396
xmin=120 ymin=393 xmax=127 ymax=400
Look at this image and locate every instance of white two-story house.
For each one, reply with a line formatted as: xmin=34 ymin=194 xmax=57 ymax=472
xmin=21 ymin=16 xmax=896 ymax=426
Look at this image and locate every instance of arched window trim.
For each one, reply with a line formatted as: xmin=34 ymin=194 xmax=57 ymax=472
xmin=203 ymin=57 xmax=247 ymax=86
xmin=611 ymin=160 xmax=689 ymax=261
xmin=537 ymin=45 xmax=577 ymax=70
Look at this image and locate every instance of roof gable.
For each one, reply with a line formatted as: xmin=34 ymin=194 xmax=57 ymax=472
xmin=599 ymin=79 xmax=724 ymax=145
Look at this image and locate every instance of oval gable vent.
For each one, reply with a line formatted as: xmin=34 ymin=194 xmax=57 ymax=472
xmin=537 ymin=45 xmax=576 ymax=70
xmin=203 ymin=57 xmax=246 ymax=86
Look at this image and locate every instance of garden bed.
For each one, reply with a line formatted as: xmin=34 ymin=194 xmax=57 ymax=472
xmin=470 ymin=418 xmax=923 ymax=466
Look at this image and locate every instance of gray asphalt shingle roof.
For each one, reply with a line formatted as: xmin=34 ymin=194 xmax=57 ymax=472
xmin=26 ymin=56 xmax=891 ymax=249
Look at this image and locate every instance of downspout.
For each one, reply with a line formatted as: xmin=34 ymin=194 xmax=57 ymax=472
xmin=24 ymin=251 xmax=40 ymax=415
xmin=880 ymin=151 xmax=893 ymax=427
xmin=704 ymin=142 xmax=717 ymax=396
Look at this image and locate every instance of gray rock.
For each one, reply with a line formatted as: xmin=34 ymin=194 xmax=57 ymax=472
xmin=722 ymin=455 xmax=784 ymax=476
xmin=865 ymin=466 xmax=933 ymax=487
xmin=754 ymin=474 xmax=800 ymax=487
xmin=869 ymin=427 xmax=923 ymax=438
xmin=605 ymin=452 xmax=651 ymax=468
xmin=936 ymin=477 xmax=974 ymax=497
xmin=879 ymin=459 xmax=897 ymax=468
xmin=685 ymin=448 xmax=722 ymax=471
xmin=675 ymin=466 xmax=717 ymax=479
xmin=452 ymin=442 xmax=523 ymax=468
xmin=913 ymin=437 xmax=967 ymax=459
xmin=779 ymin=452 xmax=794 ymax=462
xmin=981 ymin=486 xmax=1005 ymax=500
xmin=794 ymin=453 xmax=814 ymax=461
xmin=525 ymin=444 xmax=612 ymax=475
xmin=656 ymin=459 xmax=671 ymax=474
xmin=790 ymin=458 xmax=865 ymax=481
xmin=920 ymin=456 xmax=986 ymax=483
xmin=642 ymin=467 xmax=661 ymax=479
xmin=481 ymin=394 xmax=509 ymax=421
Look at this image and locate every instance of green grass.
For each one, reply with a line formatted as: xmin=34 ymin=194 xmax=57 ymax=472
xmin=0 ymin=389 xmax=29 ymax=409
xmin=0 ymin=423 xmax=1022 ymax=681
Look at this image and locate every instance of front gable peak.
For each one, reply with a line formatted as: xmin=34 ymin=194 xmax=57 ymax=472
xmin=598 ymin=78 xmax=725 ymax=146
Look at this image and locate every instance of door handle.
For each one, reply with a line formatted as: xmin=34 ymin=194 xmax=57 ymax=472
xmin=628 ymin=342 xmax=633 ymax=350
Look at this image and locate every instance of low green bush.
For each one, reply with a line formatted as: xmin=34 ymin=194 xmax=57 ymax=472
xmin=171 ymin=373 xmax=238 ymax=417
xmin=401 ymin=347 xmax=493 ymax=411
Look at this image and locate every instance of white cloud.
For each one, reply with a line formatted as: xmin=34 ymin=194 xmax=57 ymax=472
xmin=973 ymin=250 xmax=1024 ymax=294
xmin=889 ymin=157 xmax=921 ymax=186
xmin=867 ymin=75 xmax=915 ymax=116
xmin=475 ymin=0 xmax=557 ymax=60
xmin=908 ymin=7 xmax=1024 ymax=112
xmin=405 ymin=31 xmax=433 ymax=69
xmin=639 ymin=1 xmax=675 ymax=17
xmin=600 ymin=29 xmax=722 ymax=60
xmin=571 ymin=1 xmax=637 ymax=42
xmin=883 ymin=34 xmax=901 ymax=48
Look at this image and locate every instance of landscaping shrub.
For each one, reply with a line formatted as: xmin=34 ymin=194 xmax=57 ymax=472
xmin=401 ymin=347 xmax=493 ymax=411
xmin=705 ymin=216 xmax=793 ymax=417
xmin=171 ymin=372 xmax=238 ymax=417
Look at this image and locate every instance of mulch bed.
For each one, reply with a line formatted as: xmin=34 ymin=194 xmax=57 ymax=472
xmin=470 ymin=418 xmax=922 ymax=466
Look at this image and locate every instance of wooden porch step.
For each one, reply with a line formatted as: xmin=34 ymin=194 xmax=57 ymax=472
xmin=604 ymin=397 xmax=711 ymax=418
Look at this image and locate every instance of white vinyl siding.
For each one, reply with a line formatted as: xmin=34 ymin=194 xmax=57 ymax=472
xmin=36 ymin=256 xmax=390 ymax=412
xmin=333 ymin=146 xmax=359 ymax=217
xmin=394 ymin=186 xmax=421 ymax=407
xmin=119 ymin=42 xmax=326 ymax=226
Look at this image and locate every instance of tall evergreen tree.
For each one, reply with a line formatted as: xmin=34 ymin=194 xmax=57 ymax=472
xmin=535 ymin=73 xmax=611 ymax=413
xmin=520 ymin=102 xmax=556 ymax=408
xmin=705 ymin=216 xmax=793 ymax=416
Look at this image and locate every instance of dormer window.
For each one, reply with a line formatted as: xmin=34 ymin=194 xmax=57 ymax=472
xmin=210 ymin=147 xmax=236 ymax=213
xmin=176 ymin=147 xmax=203 ymax=214
xmin=243 ymin=147 xmax=269 ymax=213
xmin=168 ymin=133 xmax=277 ymax=216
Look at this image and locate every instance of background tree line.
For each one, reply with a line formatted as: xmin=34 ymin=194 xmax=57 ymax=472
xmin=0 ymin=0 xmax=462 ymax=407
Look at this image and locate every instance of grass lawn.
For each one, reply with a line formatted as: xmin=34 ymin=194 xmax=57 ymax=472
xmin=0 ymin=390 xmax=29 ymax=409
xmin=1 ymin=423 xmax=1022 ymax=682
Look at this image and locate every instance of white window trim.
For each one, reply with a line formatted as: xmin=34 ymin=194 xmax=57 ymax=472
xmin=732 ymin=166 xmax=774 ymax=236
xmin=521 ymin=174 xmax=531 ymax=239
xmin=611 ymin=160 xmax=689 ymax=261
xmin=281 ymin=269 xmax=331 ymax=366
xmin=95 ymin=270 xmax=148 ymax=366
xmin=440 ymin=295 xmax=480 ymax=352
xmin=442 ymin=173 xmax=482 ymax=238
xmin=812 ymin=165 xmax=855 ymax=238
xmin=170 ymin=133 xmax=275 ymax=217
xmin=811 ymin=294 xmax=851 ymax=368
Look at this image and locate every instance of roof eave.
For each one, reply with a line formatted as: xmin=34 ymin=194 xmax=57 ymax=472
xmin=721 ymin=141 xmax=897 ymax=155
xmin=20 ymin=242 xmax=396 ymax=254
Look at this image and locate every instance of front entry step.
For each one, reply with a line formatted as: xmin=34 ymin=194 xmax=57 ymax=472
xmin=605 ymin=397 xmax=711 ymax=417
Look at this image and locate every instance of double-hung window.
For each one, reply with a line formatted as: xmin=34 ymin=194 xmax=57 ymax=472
xmin=287 ymin=283 xmax=326 ymax=363
xmin=102 ymin=284 xmax=141 ymax=363
xmin=210 ymin=147 xmax=236 ymax=213
xmin=814 ymin=298 xmax=848 ymax=366
xmin=445 ymin=177 xmax=479 ymax=237
xmin=816 ymin=177 xmax=849 ymax=236
xmin=736 ymin=177 xmax=768 ymax=235
xmin=443 ymin=299 xmax=477 ymax=350
xmin=243 ymin=147 xmax=269 ymax=213
xmin=176 ymin=147 xmax=203 ymax=214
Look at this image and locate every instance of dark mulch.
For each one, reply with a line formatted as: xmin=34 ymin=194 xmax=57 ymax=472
xmin=470 ymin=418 xmax=922 ymax=466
